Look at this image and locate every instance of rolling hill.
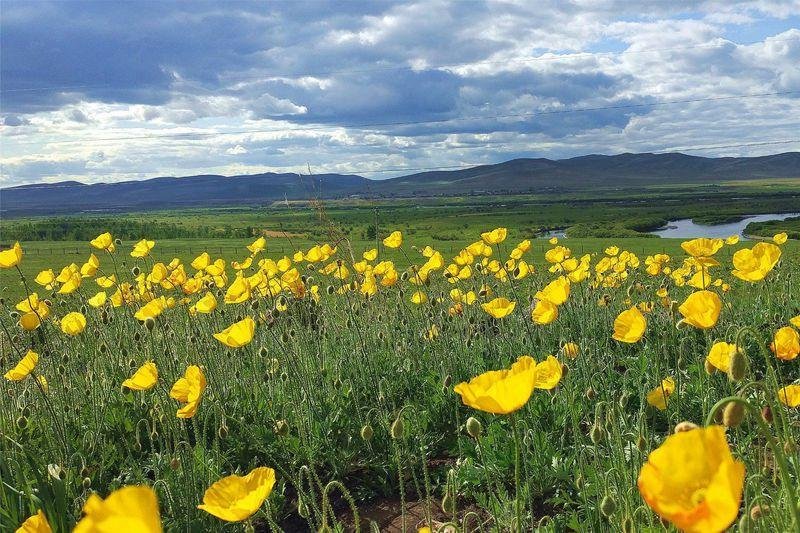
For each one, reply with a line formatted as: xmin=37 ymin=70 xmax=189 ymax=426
xmin=1 ymin=152 xmax=798 ymax=216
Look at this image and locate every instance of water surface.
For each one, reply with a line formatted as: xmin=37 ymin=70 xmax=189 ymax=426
xmin=649 ymin=213 xmax=799 ymax=239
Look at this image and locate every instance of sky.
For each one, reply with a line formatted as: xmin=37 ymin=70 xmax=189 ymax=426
xmin=1 ymin=0 xmax=799 ymax=187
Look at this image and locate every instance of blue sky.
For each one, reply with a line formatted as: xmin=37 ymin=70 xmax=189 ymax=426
xmin=1 ymin=1 xmax=799 ymax=186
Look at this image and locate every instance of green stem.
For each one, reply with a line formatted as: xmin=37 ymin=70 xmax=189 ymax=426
xmin=510 ymin=413 xmax=523 ymax=532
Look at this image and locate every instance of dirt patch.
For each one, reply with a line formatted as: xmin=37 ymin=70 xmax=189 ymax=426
xmin=259 ymin=229 xmax=305 ymax=238
xmin=338 ymin=497 xmax=489 ymax=532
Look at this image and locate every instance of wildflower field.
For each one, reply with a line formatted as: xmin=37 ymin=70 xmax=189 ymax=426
xmin=1 ymin=227 xmax=799 ymax=532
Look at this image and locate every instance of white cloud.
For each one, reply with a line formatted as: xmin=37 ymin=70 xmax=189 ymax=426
xmin=1 ymin=1 xmax=798 ymax=186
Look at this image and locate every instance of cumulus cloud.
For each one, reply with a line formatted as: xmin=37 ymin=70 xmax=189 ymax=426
xmin=1 ymin=1 xmax=798 ymax=186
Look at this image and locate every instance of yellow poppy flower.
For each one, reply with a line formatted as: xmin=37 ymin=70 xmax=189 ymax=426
xmin=131 ymin=239 xmax=155 ymax=258
xmin=247 ymin=236 xmax=266 ymax=254
xmin=73 ymin=485 xmax=162 ymax=532
xmin=773 ymin=232 xmax=788 ymax=245
xmin=0 ymin=242 xmax=23 ymax=269
xmin=410 ymin=291 xmax=428 ymax=305
xmin=790 ymin=315 xmax=800 ymax=328
xmin=383 ymin=231 xmax=403 ymax=249
xmin=134 ymin=297 xmax=167 ymax=322
xmin=637 ymin=426 xmax=744 ymax=533
xmin=123 ymin=362 xmax=158 ymax=391
xmin=170 ymin=365 xmax=206 ymax=418
xmin=533 ymin=356 xmax=563 ymax=389
xmin=35 ymin=269 xmax=55 ymax=287
xmin=731 ymin=242 xmax=781 ymax=282
xmin=198 ymin=467 xmax=276 ymax=522
xmin=455 ymin=356 xmax=535 ymax=414
xmin=480 ymin=227 xmax=507 ymax=245
xmin=678 ymin=290 xmax=721 ymax=329
xmin=531 ymin=299 xmax=558 ymax=325
xmin=548 ymin=236 xmax=558 ymax=245
xmin=612 ymin=307 xmax=646 ymax=343
xmin=363 ymin=248 xmax=378 ymax=261
xmin=724 ymin=234 xmax=739 ymax=245
xmin=705 ymin=342 xmax=739 ymax=373
xmin=224 ymin=275 xmax=251 ymax=304
xmin=80 ymin=254 xmax=100 ymax=278
xmin=60 ymin=312 xmax=87 ymax=336
xmin=778 ymin=385 xmax=800 ymax=407
xmin=453 ymin=355 xmax=561 ymax=414
xmin=770 ymin=326 xmax=799 ymax=361
xmin=561 ymin=342 xmax=580 ymax=359
xmin=190 ymin=292 xmax=217 ymax=315
xmin=96 ymin=274 xmax=117 ymax=288
xmin=4 ymin=350 xmax=39 ymax=381
xmin=646 ymin=377 xmax=675 ymax=410
xmin=481 ymin=297 xmax=516 ymax=319
xmin=213 ymin=316 xmax=256 ymax=347
xmin=680 ymin=237 xmax=723 ymax=258
xmin=88 ymin=291 xmax=107 ymax=308
xmin=16 ymin=509 xmax=52 ymax=533
xmin=90 ymin=232 xmax=115 ymax=252
xmin=535 ymin=276 xmax=570 ymax=306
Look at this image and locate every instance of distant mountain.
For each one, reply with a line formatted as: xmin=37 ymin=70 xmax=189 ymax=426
xmin=2 ymin=152 xmax=798 ymax=216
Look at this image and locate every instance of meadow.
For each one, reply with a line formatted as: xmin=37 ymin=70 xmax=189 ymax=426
xmin=1 ymin=200 xmax=800 ymax=532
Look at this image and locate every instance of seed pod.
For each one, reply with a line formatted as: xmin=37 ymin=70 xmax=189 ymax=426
xmin=585 ymin=388 xmax=596 ymax=400
xmin=82 ymin=477 xmax=92 ymax=489
xmin=723 ymin=402 xmax=745 ymax=428
xmin=170 ymin=457 xmax=181 ymax=470
xmin=761 ymin=405 xmax=773 ymax=424
xmin=465 ymin=417 xmax=482 ymax=439
xmin=600 ymin=495 xmax=616 ymax=517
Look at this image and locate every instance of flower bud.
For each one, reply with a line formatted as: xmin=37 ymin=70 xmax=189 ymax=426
xmin=727 ymin=348 xmax=747 ymax=382
xmin=360 ymin=424 xmax=374 ymax=441
xmin=269 ymin=419 xmax=287 ymax=436
xmin=761 ymin=405 xmax=773 ymax=424
xmin=674 ymin=421 xmax=699 ymax=433
xmin=82 ymin=477 xmax=92 ymax=489
xmin=704 ymin=359 xmax=716 ymax=375
xmin=621 ymin=516 xmax=634 ymax=533
xmin=441 ymin=491 xmax=455 ymax=514
xmin=750 ymin=504 xmax=769 ymax=520
xmin=600 ymin=495 xmax=616 ymax=517
xmin=465 ymin=417 xmax=482 ymax=439
xmin=723 ymin=401 xmax=745 ymax=428
xmin=217 ymin=425 xmax=228 ymax=439
xmin=590 ymin=423 xmax=603 ymax=444
xmin=391 ymin=416 xmax=404 ymax=439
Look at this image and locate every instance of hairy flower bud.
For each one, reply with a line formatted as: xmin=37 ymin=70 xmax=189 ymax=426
xmin=723 ymin=401 xmax=745 ymax=428
xmin=465 ymin=417 xmax=482 ymax=439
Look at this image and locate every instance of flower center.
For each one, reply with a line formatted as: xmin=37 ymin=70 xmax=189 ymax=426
xmin=690 ymin=487 xmax=707 ymax=507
